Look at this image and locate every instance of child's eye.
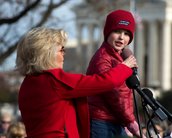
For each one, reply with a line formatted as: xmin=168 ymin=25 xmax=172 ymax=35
xmin=125 ymin=32 xmax=130 ymax=36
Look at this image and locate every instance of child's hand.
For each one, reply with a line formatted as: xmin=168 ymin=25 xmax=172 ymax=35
xmin=122 ymin=55 xmax=138 ymax=68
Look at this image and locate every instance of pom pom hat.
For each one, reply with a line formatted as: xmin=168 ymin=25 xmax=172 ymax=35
xmin=103 ymin=9 xmax=135 ymax=44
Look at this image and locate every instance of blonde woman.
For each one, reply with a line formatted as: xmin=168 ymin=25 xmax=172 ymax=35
xmin=16 ymin=27 xmax=137 ymax=138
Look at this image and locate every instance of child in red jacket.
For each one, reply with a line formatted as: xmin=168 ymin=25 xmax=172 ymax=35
xmin=87 ymin=9 xmax=146 ymax=138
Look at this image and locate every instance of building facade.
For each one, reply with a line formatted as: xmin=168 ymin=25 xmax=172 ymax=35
xmin=71 ymin=0 xmax=172 ymax=93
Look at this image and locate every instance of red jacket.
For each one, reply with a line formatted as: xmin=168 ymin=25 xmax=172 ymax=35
xmin=87 ymin=42 xmax=136 ymax=125
xmin=18 ymin=66 xmax=132 ymax=138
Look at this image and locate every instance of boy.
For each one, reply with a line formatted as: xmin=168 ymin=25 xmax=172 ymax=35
xmin=87 ymin=9 xmax=145 ymax=138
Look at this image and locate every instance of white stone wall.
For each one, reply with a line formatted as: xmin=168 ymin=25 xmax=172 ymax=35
xmin=73 ymin=0 xmax=172 ymax=91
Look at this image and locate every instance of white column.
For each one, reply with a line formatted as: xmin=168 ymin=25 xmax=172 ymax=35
xmin=135 ymin=23 xmax=145 ymax=84
xmin=161 ymin=20 xmax=172 ymax=90
xmin=76 ymin=22 xmax=84 ymax=72
xmin=76 ymin=23 xmax=82 ymax=58
xmin=86 ymin=24 xmax=94 ymax=68
xmin=147 ymin=21 xmax=160 ymax=87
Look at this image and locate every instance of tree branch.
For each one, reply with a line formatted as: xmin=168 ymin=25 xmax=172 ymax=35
xmin=0 ymin=0 xmax=68 ymax=65
xmin=0 ymin=42 xmax=17 ymax=65
xmin=36 ymin=0 xmax=67 ymax=27
xmin=0 ymin=0 xmax=41 ymax=25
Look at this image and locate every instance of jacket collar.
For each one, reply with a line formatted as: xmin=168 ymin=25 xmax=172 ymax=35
xmin=101 ymin=42 xmax=123 ymax=62
xmin=44 ymin=68 xmax=81 ymax=88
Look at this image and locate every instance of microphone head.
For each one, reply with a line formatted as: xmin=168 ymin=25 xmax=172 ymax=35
xmin=121 ymin=48 xmax=138 ymax=75
xmin=126 ymin=75 xmax=140 ymax=89
xmin=121 ymin=48 xmax=133 ymax=60
xmin=142 ymin=88 xmax=153 ymax=99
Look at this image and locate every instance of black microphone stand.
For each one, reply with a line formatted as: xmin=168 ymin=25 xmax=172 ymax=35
xmin=126 ymin=75 xmax=168 ymax=138
xmin=141 ymin=97 xmax=160 ymax=138
xmin=135 ymin=86 xmax=168 ymax=121
xmin=142 ymin=88 xmax=172 ymax=138
xmin=132 ymin=89 xmax=143 ymax=138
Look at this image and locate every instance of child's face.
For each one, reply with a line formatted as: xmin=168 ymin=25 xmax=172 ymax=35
xmin=107 ymin=29 xmax=131 ymax=52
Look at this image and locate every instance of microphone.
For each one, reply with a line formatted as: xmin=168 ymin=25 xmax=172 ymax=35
xmin=121 ymin=48 xmax=137 ymax=75
xmin=142 ymin=88 xmax=172 ymax=122
xmin=126 ymin=75 xmax=168 ymax=121
xmin=126 ymin=74 xmax=140 ymax=89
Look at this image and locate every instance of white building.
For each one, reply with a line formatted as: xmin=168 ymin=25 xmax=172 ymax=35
xmin=70 ymin=0 xmax=172 ymax=93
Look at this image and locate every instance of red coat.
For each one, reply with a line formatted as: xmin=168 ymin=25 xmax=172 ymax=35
xmin=18 ymin=66 xmax=132 ymax=138
xmin=87 ymin=42 xmax=136 ymax=125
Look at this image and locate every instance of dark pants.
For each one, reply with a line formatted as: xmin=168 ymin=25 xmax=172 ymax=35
xmin=90 ymin=119 xmax=129 ymax=138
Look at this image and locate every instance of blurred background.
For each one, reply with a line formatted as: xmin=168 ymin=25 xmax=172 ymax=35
xmin=0 ymin=0 xmax=172 ymax=135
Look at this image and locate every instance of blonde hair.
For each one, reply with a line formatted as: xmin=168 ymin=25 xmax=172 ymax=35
xmin=15 ymin=27 xmax=68 ymax=75
xmin=6 ymin=122 xmax=26 ymax=138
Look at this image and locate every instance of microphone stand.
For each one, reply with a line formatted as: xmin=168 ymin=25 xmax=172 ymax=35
xmin=132 ymin=89 xmax=143 ymax=138
xmin=126 ymin=75 xmax=168 ymax=138
xmin=141 ymin=88 xmax=172 ymax=138
xmin=142 ymin=98 xmax=160 ymax=138
xmin=135 ymin=86 xmax=168 ymax=122
xmin=134 ymin=86 xmax=167 ymax=138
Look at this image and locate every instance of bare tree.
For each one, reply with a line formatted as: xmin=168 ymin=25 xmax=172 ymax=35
xmin=0 ymin=0 xmax=68 ymax=65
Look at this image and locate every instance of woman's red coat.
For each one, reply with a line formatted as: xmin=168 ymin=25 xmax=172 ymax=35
xmin=18 ymin=66 xmax=132 ymax=138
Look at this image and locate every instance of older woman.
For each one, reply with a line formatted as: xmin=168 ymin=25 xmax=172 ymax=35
xmin=16 ymin=27 xmax=137 ymax=138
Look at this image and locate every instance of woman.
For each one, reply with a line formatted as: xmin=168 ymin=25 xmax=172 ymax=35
xmin=16 ymin=27 xmax=137 ymax=138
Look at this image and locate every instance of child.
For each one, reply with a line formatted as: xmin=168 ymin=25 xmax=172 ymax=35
xmin=87 ymin=9 xmax=145 ymax=138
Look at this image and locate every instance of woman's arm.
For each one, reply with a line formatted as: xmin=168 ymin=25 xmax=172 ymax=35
xmin=52 ymin=63 xmax=132 ymax=99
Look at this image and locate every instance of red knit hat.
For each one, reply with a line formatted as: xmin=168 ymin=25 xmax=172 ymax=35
xmin=103 ymin=9 xmax=135 ymax=44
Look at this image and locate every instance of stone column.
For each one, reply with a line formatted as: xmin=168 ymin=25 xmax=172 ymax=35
xmin=76 ymin=22 xmax=83 ymax=58
xmin=161 ymin=20 xmax=172 ymax=90
xmin=135 ymin=23 xmax=145 ymax=84
xmin=147 ymin=21 xmax=160 ymax=88
xmin=86 ymin=24 xmax=94 ymax=68
xmin=76 ymin=22 xmax=84 ymax=72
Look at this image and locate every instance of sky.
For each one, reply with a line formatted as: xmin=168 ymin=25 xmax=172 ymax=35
xmin=0 ymin=0 xmax=83 ymax=72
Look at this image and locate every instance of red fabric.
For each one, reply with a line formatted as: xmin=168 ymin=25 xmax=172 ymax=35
xmin=87 ymin=42 xmax=136 ymax=125
xmin=103 ymin=9 xmax=135 ymax=44
xmin=18 ymin=67 xmax=132 ymax=138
